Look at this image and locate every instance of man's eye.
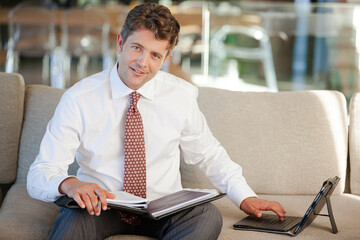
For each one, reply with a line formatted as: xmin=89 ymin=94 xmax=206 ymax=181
xmin=153 ymin=53 xmax=160 ymax=59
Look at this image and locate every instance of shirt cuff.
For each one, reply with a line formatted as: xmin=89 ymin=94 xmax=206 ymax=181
xmin=227 ymin=181 xmax=257 ymax=208
xmin=49 ymin=175 xmax=77 ymax=200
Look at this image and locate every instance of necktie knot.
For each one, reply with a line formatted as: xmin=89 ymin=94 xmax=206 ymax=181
xmin=130 ymin=91 xmax=141 ymax=109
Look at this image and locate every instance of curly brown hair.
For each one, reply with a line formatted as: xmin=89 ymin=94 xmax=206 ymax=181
xmin=120 ymin=2 xmax=180 ymax=55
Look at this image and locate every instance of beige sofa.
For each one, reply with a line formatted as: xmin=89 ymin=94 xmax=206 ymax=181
xmin=0 ymin=72 xmax=359 ymax=240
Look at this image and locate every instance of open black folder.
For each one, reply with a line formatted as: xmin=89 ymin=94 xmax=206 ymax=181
xmin=54 ymin=189 xmax=226 ymax=220
xmin=233 ymin=176 xmax=340 ymax=236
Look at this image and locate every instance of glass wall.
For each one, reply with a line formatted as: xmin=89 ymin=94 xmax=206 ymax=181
xmin=194 ymin=1 xmax=360 ymax=100
xmin=2 ymin=0 xmax=360 ymax=99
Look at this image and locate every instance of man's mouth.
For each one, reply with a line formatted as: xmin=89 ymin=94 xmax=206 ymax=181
xmin=130 ymin=66 xmax=145 ymax=75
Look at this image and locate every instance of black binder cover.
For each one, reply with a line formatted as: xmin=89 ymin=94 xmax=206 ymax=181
xmin=55 ymin=190 xmax=226 ymax=220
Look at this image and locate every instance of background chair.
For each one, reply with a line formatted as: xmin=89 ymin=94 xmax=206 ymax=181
xmin=210 ymin=24 xmax=278 ymax=92
xmin=171 ymin=0 xmax=215 ymax=72
xmin=51 ymin=6 xmax=113 ymax=88
xmin=5 ymin=2 xmax=56 ymax=85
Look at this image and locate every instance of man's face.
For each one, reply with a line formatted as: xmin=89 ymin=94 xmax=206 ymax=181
xmin=117 ymin=28 xmax=172 ymax=90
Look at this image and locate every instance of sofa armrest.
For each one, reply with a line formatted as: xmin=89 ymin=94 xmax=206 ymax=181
xmin=0 ymin=73 xmax=25 ymax=184
xmin=349 ymin=93 xmax=360 ymax=195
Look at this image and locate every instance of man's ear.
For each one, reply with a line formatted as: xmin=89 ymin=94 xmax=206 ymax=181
xmin=117 ymin=34 xmax=123 ymax=54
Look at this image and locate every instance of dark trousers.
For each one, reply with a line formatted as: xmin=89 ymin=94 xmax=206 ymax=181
xmin=50 ymin=203 xmax=223 ymax=240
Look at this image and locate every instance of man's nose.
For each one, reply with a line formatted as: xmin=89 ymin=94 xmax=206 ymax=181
xmin=136 ymin=53 xmax=149 ymax=67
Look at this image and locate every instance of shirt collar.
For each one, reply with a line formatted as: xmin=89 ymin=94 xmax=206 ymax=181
xmin=110 ymin=62 xmax=155 ymax=100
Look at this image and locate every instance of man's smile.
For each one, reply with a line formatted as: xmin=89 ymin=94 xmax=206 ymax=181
xmin=130 ymin=66 xmax=145 ymax=75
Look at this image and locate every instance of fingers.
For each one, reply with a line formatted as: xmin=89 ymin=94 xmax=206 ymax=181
xmin=106 ymin=191 xmax=116 ymax=199
xmin=248 ymin=207 xmax=262 ymax=218
xmin=259 ymin=201 xmax=286 ymax=221
xmin=268 ymin=201 xmax=286 ymax=221
xmin=73 ymin=186 xmax=98 ymax=216
xmin=273 ymin=205 xmax=286 ymax=221
xmin=84 ymin=185 xmax=110 ymax=216
xmin=88 ymin=187 xmax=101 ymax=216
xmin=63 ymin=180 xmax=110 ymax=216
xmin=244 ymin=202 xmax=262 ymax=218
xmin=240 ymin=197 xmax=262 ymax=217
xmin=73 ymin=193 xmax=85 ymax=209
xmin=240 ymin=197 xmax=287 ymax=221
xmin=260 ymin=200 xmax=286 ymax=220
xmin=95 ymin=188 xmax=109 ymax=212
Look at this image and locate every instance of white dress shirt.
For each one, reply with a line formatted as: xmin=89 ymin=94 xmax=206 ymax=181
xmin=27 ymin=64 xmax=256 ymax=207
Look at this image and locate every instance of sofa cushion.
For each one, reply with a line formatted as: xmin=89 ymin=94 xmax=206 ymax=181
xmin=181 ymin=88 xmax=348 ymax=195
xmin=16 ymin=85 xmax=72 ymax=183
xmin=349 ymin=93 xmax=360 ymax=195
xmin=0 ymin=73 xmax=25 ymax=183
xmin=1 ymin=186 xmax=358 ymax=240
xmin=0 ymin=183 xmax=59 ymax=240
xmin=0 ymin=184 xmax=158 ymax=240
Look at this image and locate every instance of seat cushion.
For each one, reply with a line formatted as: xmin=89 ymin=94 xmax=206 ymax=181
xmin=0 ymin=184 xmax=59 ymax=240
xmin=216 ymin=193 xmax=360 ymax=239
xmin=0 ymin=73 xmax=25 ymax=183
xmin=1 ymin=185 xmax=358 ymax=240
xmin=0 ymin=184 xmax=155 ymax=240
xmin=183 ymin=88 xmax=348 ymax=195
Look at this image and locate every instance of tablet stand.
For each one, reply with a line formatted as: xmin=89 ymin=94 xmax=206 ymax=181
xmin=315 ymin=195 xmax=338 ymax=234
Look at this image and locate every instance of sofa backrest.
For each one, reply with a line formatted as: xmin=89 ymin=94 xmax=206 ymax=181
xmin=181 ymin=88 xmax=348 ymax=195
xmin=13 ymin=83 xmax=348 ymax=196
xmin=349 ymin=93 xmax=360 ymax=195
xmin=0 ymin=73 xmax=25 ymax=184
xmin=16 ymin=85 xmax=67 ymax=183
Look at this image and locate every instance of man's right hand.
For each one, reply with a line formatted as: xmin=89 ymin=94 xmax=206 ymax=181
xmin=58 ymin=177 xmax=116 ymax=216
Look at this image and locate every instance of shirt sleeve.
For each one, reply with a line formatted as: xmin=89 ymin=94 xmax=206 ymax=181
xmin=179 ymin=88 xmax=257 ymax=208
xmin=27 ymin=92 xmax=83 ymax=202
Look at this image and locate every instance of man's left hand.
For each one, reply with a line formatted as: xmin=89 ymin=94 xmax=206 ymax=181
xmin=240 ymin=197 xmax=286 ymax=221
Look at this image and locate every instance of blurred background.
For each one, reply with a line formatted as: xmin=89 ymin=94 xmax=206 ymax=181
xmin=1 ymin=0 xmax=360 ymax=101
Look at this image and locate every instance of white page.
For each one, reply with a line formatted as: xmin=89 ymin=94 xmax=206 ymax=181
xmin=107 ymin=191 xmax=149 ymax=207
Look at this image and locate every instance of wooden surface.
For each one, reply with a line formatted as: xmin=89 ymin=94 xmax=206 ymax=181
xmin=0 ymin=6 xmax=260 ymax=29
xmin=0 ymin=6 xmax=202 ymax=27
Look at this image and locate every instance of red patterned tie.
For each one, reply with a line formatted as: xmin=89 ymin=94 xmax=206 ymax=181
xmin=121 ymin=91 xmax=146 ymax=225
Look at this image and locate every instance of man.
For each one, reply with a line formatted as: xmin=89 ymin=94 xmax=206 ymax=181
xmin=27 ymin=3 xmax=286 ymax=240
